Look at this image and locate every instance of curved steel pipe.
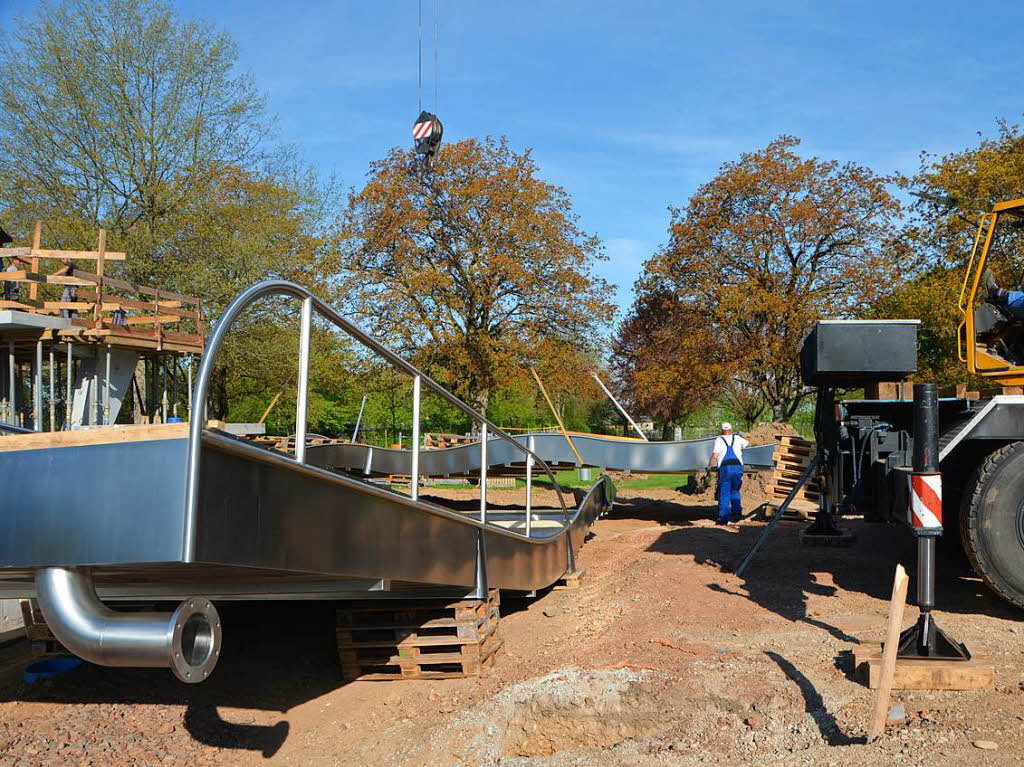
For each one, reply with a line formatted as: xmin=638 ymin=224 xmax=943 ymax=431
xmin=35 ymin=567 xmax=221 ymax=683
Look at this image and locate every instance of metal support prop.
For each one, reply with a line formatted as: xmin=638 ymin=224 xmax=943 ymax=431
xmin=172 ymin=355 xmax=179 ymax=417
xmin=590 ymin=370 xmax=648 ymax=441
xmin=735 ymin=455 xmax=820 ymax=577
xmin=530 ymin=366 xmax=584 ymax=465
xmin=187 ymin=355 xmax=193 ymax=421
xmin=65 ymin=343 xmax=72 ymax=429
xmin=294 ymin=297 xmax=312 ymax=463
xmin=474 ymin=530 xmax=488 ymax=599
xmin=48 ymin=346 xmax=55 ymax=431
xmin=92 ymin=354 xmax=100 ymax=425
xmin=104 ymin=345 xmax=112 ymax=426
xmin=897 ymin=382 xmax=969 ymax=660
xmin=34 ymin=340 xmax=43 ymax=432
xmin=7 ymin=341 xmax=13 ymax=425
xmin=350 ymin=394 xmax=367 ymax=443
xmin=160 ymin=357 xmax=167 ymax=422
xmin=411 ymin=375 xmax=421 ymax=501
xmin=480 ymin=423 xmax=488 ymax=523
xmin=526 ymin=434 xmax=535 ymax=537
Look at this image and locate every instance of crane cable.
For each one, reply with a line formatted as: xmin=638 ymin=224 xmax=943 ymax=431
xmin=434 ymin=0 xmax=439 ymax=114
xmin=417 ymin=0 xmax=439 ymax=113
xmin=417 ymin=0 xmax=422 ymax=113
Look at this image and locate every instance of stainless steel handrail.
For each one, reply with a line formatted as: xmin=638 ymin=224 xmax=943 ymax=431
xmin=184 ymin=279 xmax=574 ymax=564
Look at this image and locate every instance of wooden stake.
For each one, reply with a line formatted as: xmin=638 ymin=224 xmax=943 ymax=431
xmin=867 ymin=564 xmax=910 ymax=742
xmin=93 ymin=229 xmax=106 ymax=327
xmin=530 ymin=366 xmax=583 ymax=466
xmin=29 ymin=220 xmax=41 ymax=301
xmin=259 ymin=390 xmax=284 ymax=424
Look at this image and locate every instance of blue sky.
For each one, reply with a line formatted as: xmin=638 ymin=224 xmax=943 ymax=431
xmin=3 ymin=0 xmax=1024 ymax=313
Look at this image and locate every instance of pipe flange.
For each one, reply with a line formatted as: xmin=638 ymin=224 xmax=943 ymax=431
xmin=169 ymin=597 xmax=221 ymax=683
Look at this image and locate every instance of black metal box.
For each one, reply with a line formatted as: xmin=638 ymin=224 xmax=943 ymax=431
xmin=800 ymin=320 xmax=918 ymax=386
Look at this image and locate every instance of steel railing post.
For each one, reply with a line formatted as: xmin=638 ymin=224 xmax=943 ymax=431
xmin=65 ymin=343 xmax=72 ymax=430
xmin=295 ymin=296 xmax=312 ymax=463
xmin=526 ymin=435 xmax=534 ymax=537
xmin=34 ymin=340 xmax=42 ymax=432
xmin=7 ymin=341 xmax=13 ymax=425
xmin=480 ymin=423 xmax=488 ymax=523
xmin=48 ymin=346 xmax=55 ymax=432
xmin=104 ymin=345 xmax=111 ymax=426
xmin=411 ymin=375 xmax=421 ymax=501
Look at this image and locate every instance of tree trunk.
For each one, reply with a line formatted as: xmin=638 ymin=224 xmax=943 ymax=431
xmin=210 ymin=365 xmax=229 ymax=420
xmin=468 ymin=388 xmax=490 ymax=432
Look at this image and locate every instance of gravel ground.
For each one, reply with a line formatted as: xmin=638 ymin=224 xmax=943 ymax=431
xmin=1 ymin=482 xmax=1023 ymax=765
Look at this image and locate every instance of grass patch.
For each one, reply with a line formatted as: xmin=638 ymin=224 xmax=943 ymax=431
xmin=530 ymin=469 xmax=690 ymax=491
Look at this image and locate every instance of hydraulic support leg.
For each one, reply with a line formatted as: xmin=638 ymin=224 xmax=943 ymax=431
xmin=897 ymin=383 xmax=969 ymax=660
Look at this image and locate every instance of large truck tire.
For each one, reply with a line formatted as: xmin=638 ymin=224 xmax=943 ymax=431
xmin=961 ymin=441 xmax=1024 ymax=610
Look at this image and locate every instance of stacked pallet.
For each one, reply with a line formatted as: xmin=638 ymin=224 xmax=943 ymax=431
xmin=766 ymin=435 xmax=820 ymax=514
xmin=337 ymin=589 xmax=503 ymax=681
xmin=19 ymin=599 xmax=68 ymax=658
xmin=424 ymin=433 xmax=477 ymax=449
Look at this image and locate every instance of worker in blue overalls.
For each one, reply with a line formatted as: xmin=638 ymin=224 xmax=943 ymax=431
xmin=708 ymin=422 xmax=749 ymax=525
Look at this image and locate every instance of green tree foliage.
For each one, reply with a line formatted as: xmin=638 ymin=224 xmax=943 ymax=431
xmin=0 ymin=0 xmax=341 ymax=423
xmin=633 ymin=136 xmax=908 ymax=421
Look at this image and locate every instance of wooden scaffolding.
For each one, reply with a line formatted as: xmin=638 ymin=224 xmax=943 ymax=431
xmin=0 ymin=221 xmax=205 ymax=430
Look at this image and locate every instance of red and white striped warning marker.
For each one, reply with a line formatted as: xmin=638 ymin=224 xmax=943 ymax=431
xmin=908 ymin=474 xmax=942 ymax=530
xmin=413 ymin=120 xmax=434 ymax=140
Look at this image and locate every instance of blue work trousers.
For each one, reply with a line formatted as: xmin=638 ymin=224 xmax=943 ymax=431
xmin=718 ymin=463 xmax=743 ymax=522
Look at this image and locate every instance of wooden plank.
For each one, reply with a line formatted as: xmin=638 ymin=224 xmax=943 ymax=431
xmin=0 ymin=270 xmax=47 ymax=284
xmin=0 ymin=299 xmax=44 ymax=310
xmin=3 ymin=247 xmax=125 ymax=261
xmin=855 ymin=642 xmax=993 ymax=691
xmin=867 ymin=564 xmax=909 ymax=742
xmin=70 ymin=268 xmax=199 ymax=305
xmin=0 ymin=423 xmax=189 ymax=452
xmin=92 ymin=229 xmax=105 ymax=326
xmin=41 ymin=301 xmax=92 ymax=311
xmin=72 ymin=292 xmax=199 ymax=319
xmin=29 ymin=221 xmax=41 ymax=302
xmin=124 ymin=315 xmax=182 ymax=326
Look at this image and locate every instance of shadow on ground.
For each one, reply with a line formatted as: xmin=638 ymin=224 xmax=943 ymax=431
xmin=0 ymin=602 xmax=343 ymax=757
xmin=609 ymin=495 xmax=1021 ymax=642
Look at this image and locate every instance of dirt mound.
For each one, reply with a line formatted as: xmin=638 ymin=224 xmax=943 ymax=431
xmin=746 ymin=422 xmax=800 ymax=444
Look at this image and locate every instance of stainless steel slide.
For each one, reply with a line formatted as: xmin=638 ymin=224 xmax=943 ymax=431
xmin=307 ymin=431 xmax=774 ymax=478
xmin=0 ymin=280 xmax=616 ymax=681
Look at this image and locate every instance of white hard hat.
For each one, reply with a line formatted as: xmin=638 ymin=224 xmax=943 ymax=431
xmin=721 ymin=422 xmax=733 ymax=432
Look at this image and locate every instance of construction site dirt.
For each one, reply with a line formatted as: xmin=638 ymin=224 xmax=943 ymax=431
xmin=0 ymin=481 xmax=1022 ymax=766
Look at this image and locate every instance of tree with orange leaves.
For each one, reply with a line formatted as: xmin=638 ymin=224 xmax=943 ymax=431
xmin=340 ymin=137 xmax=615 ymax=415
xmin=637 ymin=136 xmax=909 ymax=421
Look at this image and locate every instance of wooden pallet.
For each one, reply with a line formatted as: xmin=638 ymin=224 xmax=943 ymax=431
xmin=19 ymin=600 xmax=69 ymax=657
xmin=424 ymin=433 xmax=477 ymax=449
xmin=337 ymin=590 xmax=503 ymax=681
xmin=767 ymin=435 xmax=820 ymax=509
xmin=551 ymin=568 xmax=586 ymax=591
